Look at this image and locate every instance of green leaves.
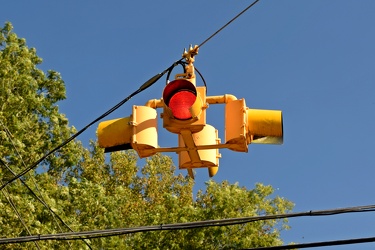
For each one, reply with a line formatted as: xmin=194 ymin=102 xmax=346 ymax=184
xmin=0 ymin=22 xmax=81 ymax=180
xmin=0 ymin=22 xmax=294 ymax=249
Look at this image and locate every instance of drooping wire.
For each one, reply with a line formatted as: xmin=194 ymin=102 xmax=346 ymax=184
xmin=0 ymin=0 xmax=261 ymax=189
xmin=165 ymin=60 xmax=207 ymax=91
xmin=197 ymin=0 xmax=260 ymax=49
xmin=165 ymin=60 xmax=185 ymax=84
xmin=192 ymin=65 xmax=207 ymax=90
xmin=1 ymin=184 xmax=41 ymax=250
xmin=0 ymin=121 xmax=68 ymax=234
xmin=0 ymin=60 xmax=181 ymax=191
xmin=0 ymin=159 xmax=91 ymax=250
xmin=1 ymin=204 xmax=375 ymax=244
xmin=0 ymin=120 xmax=89 ymax=249
xmin=244 ymin=236 xmax=375 ymax=249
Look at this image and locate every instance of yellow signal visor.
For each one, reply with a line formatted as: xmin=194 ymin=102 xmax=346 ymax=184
xmin=247 ymin=109 xmax=283 ymax=145
xmin=97 ymin=117 xmax=133 ymax=152
xmin=97 ymin=106 xmax=158 ymax=156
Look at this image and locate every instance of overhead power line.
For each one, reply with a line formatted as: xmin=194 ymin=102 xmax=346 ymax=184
xmin=198 ymin=0 xmax=260 ymax=48
xmin=0 ymin=0 xmax=261 ymax=190
xmin=245 ymin=236 xmax=375 ymax=249
xmin=0 ymin=183 xmax=41 ymax=250
xmin=0 ymin=63 xmax=172 ymax=191
xmin=0 ymin=120 xmax=91 ymax=249
xmin=1 ymin=204 xmax=375 ymax=245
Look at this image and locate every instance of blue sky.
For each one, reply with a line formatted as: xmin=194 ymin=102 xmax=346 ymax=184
xmin=2 ymin=1 xmax=375 ymax=248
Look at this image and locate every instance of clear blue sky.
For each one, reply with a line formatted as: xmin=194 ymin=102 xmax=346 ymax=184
xmin=2 ymin=1 xmax=375 ymax=248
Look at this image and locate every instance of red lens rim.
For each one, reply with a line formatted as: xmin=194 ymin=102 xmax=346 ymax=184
xmin=163 ymin=79 xmax=197 ymax=120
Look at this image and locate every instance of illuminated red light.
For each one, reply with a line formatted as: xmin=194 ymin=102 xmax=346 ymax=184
xmin=169 ymin=90 xmax=196 ymax=120
xmin=163 ymin=79 xmax=197 ymax=120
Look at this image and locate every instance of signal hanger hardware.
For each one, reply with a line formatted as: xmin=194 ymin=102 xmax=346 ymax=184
xmin=97 ymin=45 xmax=283 ymax=179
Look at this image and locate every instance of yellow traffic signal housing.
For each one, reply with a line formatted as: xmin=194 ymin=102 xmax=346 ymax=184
xmin=225 ymin=99 xmax=283 ymax=151
xmin=178 ymin=124 xmax=221 ymax=177
xmin=96 ymin=45 xmax=284 ymax=179
xmin=97 ymin=105 xmax=158 ymax=158
xmin=162 ymin=79 xmax=207 ymax=134
xmin=247 ymin=108 xmax=283 ymax=144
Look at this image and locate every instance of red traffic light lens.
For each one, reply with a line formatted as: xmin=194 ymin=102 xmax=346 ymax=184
xmin=169 ymin=90 xmax=196 ymax=120
xmin=163 ymin=79 xmax=197 ymax=120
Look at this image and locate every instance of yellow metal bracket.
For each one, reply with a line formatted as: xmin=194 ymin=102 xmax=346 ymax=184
xmin=180 ymin=129 xmax=201 ymax=166
xmin=175 ymin=45 xmax=199 ymax=83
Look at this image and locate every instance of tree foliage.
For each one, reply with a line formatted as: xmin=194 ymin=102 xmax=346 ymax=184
xmin=0 ymin=22 xmax=294 ymax=249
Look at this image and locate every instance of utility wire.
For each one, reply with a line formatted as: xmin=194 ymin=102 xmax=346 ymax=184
xmin=1 ymin=183 xmax=41 ymax=250
xmin=0 ymin=0 xmax=261 ymax=190
xmin=1 ymin=204 xmax=375 ymax=244
xmin=0 ymin=158 xmax=91 ymax=250
xmin=0 ymin=121 xmax=69 ymax=237
xmin=244 ymin=236 xmax=375 ymax=249
xmin=0 ymin=120 xmax=89 ymax=249
xmin=0 ymin=122 xmax=42 ymax=250
xmin=0 ymin=61 xmax=179 ymax=191
xmin=198 ymin=0 xmax=260 ymax=48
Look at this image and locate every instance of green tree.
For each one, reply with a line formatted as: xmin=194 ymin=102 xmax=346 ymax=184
xmin=0 ymin=22 xmax=84 ymax=249
xmin=0 ymin=22 xmax=293 ymax=249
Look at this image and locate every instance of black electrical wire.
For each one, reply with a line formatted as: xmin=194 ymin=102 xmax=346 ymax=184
xmin=197 ymin=0 xmax=260 ymax=48
xmin=165 ymin=60 xmax=207 ymax=91
xmin=165 ymin=60 xmax=185 ymax=84
xmin=0 ymin=61 xmax=180 ymax=191
xmin=0 ymin=120 xmax=78 ymax=249
xmin=1 ymin=204 xmax=375 ymax=244
xmin=244 ymin=236 xmax=375 ymax=249
xmin=0 ymin=0 xmax=261 ymax=190
xmin=1 ymin=184 xmax=41 ymax=250
xmin=0 ymin=158 xmax=91 ymax=250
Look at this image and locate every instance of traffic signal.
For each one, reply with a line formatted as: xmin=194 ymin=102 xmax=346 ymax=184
xmin=161 ymin=76 xmax=220 ymax=177
xmin=97 ymin=105 xmax=158 ymax=158
xmin=96 ymin=45 xmax=284 ymax=179
xmin=225 ymin=99 xmax=283 ymax=152
xmin=162 ymin=78 xmax=207 ymax=134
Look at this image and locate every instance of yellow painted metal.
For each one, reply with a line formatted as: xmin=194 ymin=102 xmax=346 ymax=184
xmin=187 ymin=169 xmax=195 ymax=179
xmin=145 ymin=93 xmax=237 ymax=110
xmin=97 ymin=43 xmax=284 ymax=178
xmin=179 ymin=129 xmax=201 ymax=165
xmin=97 ymin=105 xmax=158 ymax=157
xmin=131 ymin=105 xmax=158 ymax=157
xmin=178 ymin=125 xmax=220 ymax=174
xmin=206 ymin=94 xmax=237 ymax=104
xmin=162 ymin=86 xmax=207 ymax=134
xmin=176 ymin=45 xmax=198 ymax=84
xmin=97 ymin=117 xmax=133 ymax=152
xmin=144 ymin=98 xmax=164 ymax=109
xmin=247 ymin=108 xmax=283 ymax=144
xmin=225 ymin=99 xmax=249 ymax=152
xmin=161 ymin=45 xmax=207 ymax=135
xmin=140 ymin=142 xmax=231 ymax=155
xmin=208 ymin=128 xmax=221 ymax=177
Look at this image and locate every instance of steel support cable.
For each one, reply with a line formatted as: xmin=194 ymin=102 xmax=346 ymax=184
xmin=0 ymin=61 xmax=179 ymax=191
xmin=1 ymin=204 xmax=375 ymax=244
xmin=0 ymin=1 xmax=261 ymax=190
xmin=0 ymin=0 xmax=261 ymax=189
xmin=197 ymin=0 xmax=260 ymax=49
